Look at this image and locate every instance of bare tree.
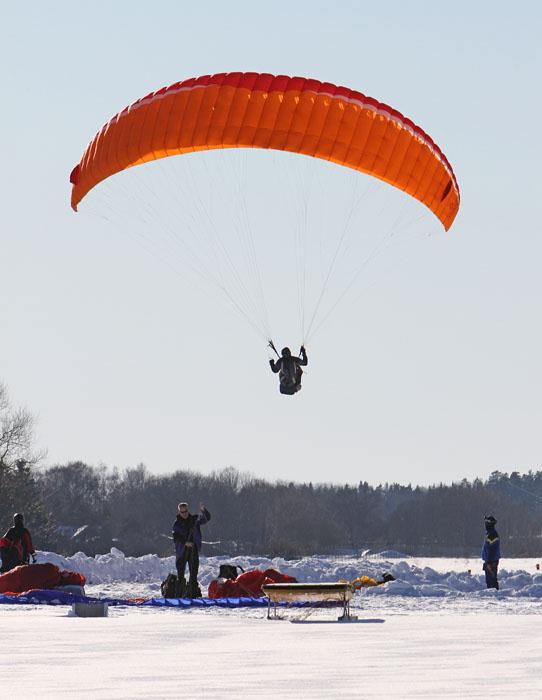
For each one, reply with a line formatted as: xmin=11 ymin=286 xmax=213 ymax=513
xmin=0 ymin=382 xmax=44 ymax=469
xmin=0 ymin=383 xmax=53 ymax=546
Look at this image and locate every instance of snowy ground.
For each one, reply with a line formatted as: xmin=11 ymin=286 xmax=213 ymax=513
xmin=2 ymin=607 xmax=542 ymax=698
xmin=2 ymin=550 xmax=542 ymax=697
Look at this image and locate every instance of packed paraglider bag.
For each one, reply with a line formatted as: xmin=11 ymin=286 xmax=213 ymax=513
xmin=0 ymin=563 xmax=85 ymax=594
xmin=208 ymin=567 xmax=297 ymax=599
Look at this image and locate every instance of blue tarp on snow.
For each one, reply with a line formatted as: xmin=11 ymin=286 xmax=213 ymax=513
xmin=0 ymin=589 xmax=273 ymax=608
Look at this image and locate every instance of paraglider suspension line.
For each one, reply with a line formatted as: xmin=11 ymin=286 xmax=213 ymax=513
xmin=268 ymin=339 xmax=280 ymax=358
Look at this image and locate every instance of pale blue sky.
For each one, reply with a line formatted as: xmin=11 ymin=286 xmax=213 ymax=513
xmin=1 ymin=1 xmax=541 ymax=485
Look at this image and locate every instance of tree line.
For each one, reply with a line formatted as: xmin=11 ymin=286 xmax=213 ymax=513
xmin=1 ymin=382 xmax=541 ymax=557
xmin=2 ymin=460 xmax=542 ymax=558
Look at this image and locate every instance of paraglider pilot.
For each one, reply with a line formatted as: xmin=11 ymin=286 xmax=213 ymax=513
xmin=481 ymin=514 xmax=500 ymax=590
xmin=0 ymin=513 xmax=36 ymax=573
xmin=172 ymin=502 xmax=211 ymax=597
xmin=269 ymin=345 xmax=308 ymax=395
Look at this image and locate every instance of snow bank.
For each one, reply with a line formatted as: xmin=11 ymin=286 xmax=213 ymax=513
xmin=40 ymin=547 xmax=172 ymax=585
xmin=35 ymin=549 xmax=542 ymax=599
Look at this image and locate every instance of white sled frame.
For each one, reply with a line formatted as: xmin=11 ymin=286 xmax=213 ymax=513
xmin=262 ymin=582 xmax=357 ymax=621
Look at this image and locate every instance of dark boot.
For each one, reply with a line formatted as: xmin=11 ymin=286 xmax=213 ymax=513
xmin=176 ymin=576 xmax=187 ymax=598
xmin=188 ymin=579 xmax=202 ymax=598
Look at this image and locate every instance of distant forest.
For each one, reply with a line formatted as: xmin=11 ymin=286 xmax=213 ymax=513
xmin=2 ymin=460 xmax=542 ymax=558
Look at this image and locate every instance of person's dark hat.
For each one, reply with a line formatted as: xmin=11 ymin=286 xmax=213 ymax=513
xmin=484 ymin=514 xmax=497 ymax=526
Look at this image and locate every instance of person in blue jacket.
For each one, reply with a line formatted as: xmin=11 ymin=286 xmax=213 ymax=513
xmin=481 ymin=514 xmax=500 ymax=589
xmin=172 ymin=502 xmax=211 ymax=596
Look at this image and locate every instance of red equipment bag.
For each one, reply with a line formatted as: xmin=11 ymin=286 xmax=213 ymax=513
xmin=207 ymin=568 xmax=297 ymax=599
xmin=0 ymin=563 xmax=86 ymax=594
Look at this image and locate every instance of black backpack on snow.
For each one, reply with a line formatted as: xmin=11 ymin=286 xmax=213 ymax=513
xmin=161 ymin=574 xmax=187 ymax=598
xmin=218 ymin=564 xmax=244 ymax=580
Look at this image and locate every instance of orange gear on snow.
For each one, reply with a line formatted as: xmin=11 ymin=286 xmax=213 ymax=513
xmin=70 ymin=73 xmax=459 ymax=230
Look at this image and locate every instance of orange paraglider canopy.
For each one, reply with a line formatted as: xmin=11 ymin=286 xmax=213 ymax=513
xmin=70 ymin=72 xmax=459 ymax=230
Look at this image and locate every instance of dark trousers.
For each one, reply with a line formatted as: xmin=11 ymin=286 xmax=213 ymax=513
xmin=176 ymin=546 xmax=199 ymax=583
xmin=0 ymin=549 xmax=21 ymax=574
xmin=483 ymin=561 xmax=499 ymax=589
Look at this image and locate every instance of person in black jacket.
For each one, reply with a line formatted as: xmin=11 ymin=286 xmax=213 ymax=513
xmin=172 ymin=502 xmax=211 ymax=597
xmin=0 ymin=513 xmax=36 ymax=573
xmin=269 ymin=346 xmax=308 ymax=395
xmin=481 ymin=514 xmax=500 ymax=590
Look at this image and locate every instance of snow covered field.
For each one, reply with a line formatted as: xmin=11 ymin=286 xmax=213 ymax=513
xmin=2 ymin=607 xmax=541 ymax=698
xmin=2 ymin=550 xmax=542 ymax=698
